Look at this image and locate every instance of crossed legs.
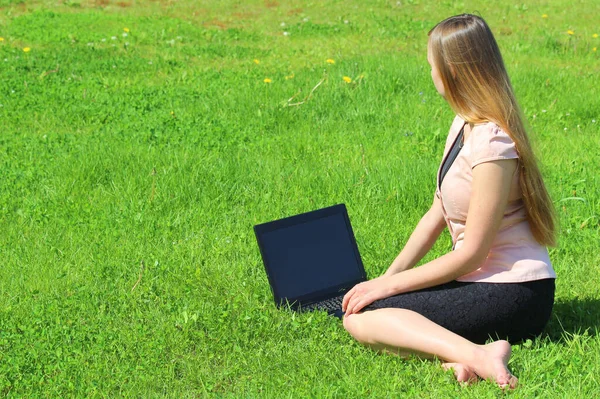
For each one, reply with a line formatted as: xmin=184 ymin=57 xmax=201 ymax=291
xmin=343 ymin=308 xmax=517 ymax=388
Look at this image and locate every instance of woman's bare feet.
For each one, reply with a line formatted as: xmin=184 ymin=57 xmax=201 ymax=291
xmin=472 ymin=340 xmax=518 ymax=389
xmin=442 ymin=362 xmax=478 ymax=384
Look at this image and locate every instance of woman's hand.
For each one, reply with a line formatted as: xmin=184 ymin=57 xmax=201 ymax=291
xmin=342 ymin=276 xmax=395 ymax=316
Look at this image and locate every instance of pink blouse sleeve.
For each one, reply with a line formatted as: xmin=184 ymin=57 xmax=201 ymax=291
xmin=470 ymin=123 xmax=519 ymax=168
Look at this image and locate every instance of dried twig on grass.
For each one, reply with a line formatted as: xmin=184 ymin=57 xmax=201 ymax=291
xmin=40 ymin=65 xmax=60 ymax=78
xmin=284 ymin=77 xmax=326 ymax=107
xmin=131 ymin=260 xmax=145 ymax=292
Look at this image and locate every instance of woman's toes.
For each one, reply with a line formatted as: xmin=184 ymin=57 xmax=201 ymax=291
xmin=498 ymin=375 xmax=518 ymax=390
xmin=442 ymin=362 xmax=478 ymax=384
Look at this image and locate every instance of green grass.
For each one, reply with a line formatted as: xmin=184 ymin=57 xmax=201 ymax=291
xmin=1 ymin=0 xmax=599 ymax=397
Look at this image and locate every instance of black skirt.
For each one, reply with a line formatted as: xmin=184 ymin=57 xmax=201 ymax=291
xmin=363 ymin=278 xmax=556 ymax=344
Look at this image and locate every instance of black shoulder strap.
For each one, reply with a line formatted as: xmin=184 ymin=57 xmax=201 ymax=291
xmin=439 ymin=126 xmax=465 ymax=188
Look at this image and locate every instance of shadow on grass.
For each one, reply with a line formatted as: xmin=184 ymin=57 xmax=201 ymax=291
xmin=544 ymin=298 xmax=600 ymax=340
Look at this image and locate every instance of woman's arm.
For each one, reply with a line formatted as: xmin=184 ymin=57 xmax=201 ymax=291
xmin=344 ymin=158 xmax=517 ymax=315
xmin=383 ymin=196 xmax=447 ymax=277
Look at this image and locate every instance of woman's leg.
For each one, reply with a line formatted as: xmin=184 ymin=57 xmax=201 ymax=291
xmin=343 ymin=308 xmax=517 ymax=388
xmin=343 ymin=279 xmax=554 ymax=386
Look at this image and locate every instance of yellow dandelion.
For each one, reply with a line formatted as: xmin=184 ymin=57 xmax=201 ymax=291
xmin=123 ymin=27 xmax=130 ymax=33
xmin=23 ymin=47 xmax=31 ymax=52
xmin=253 ymin=59 xmax=260 ymax=64
xmin=170 ymin=111 xmax=175 ymax=116
xmin=567 ymin=30 xmax=574 ymax=35
xmin=594 ymin=47 xmax=597 ymax=52
xmin=542 ymin=14 xmax=548 ymax=18
xmin=285 ymin=73 xmax=295 ymax=80
xmin=593 ymin=34 xmax=598 ymax=38
xmin=343 ymin=76 xmax=352 ymax=83
xmin=264 ymin=78 xmax=272 ymax=83
xmin=326 ymin=59 xmax=335 ymax=64
xmin=0 ymin=37 xmax=4 ymax=42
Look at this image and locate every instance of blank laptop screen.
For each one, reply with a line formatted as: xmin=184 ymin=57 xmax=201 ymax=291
xmin=258 ymin=210 xmax=364 ymax=301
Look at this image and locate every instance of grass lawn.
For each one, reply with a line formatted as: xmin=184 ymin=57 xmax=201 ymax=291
xmin=1 ymin=0 xmax=599 ymax=397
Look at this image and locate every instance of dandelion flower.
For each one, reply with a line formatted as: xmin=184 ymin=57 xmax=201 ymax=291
xmin=0 ymin=37 xmax=4 ymax=42
xmin=23 ymin=47 xmax=31 ymax=52
xmin=343 ymin=76 xmax=352 ymax=83
xmin=124 ymin=27 xmax=130 ymax=33
xmin=122 ymin=33 xmax=128 ymax=37
xmin=593 ymin=34 xmax=598 ymax=38
xmin=542 ymin=14 xmax=548 ymax=18
xmin=567 ymin=30 xmax=574 ymax=35
xmin=594 ymin=47 xmax=597 ymax=52
xmin=282 ymin=31 xmax=290 ymax=36
xmin=326 ymin=59 xmax=335 ymax=64
xmin=253 ymin=59 xmax=260 ymax=64
xmin=264 ymin=78 xmax=272 ymax=83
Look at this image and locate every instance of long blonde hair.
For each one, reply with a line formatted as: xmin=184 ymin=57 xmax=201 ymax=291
xmin=429 ymin=14 xmax=556 ymax=246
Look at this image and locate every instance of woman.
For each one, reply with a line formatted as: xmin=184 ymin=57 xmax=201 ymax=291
xmin=341 ymin=14 xmax=556 ymax=388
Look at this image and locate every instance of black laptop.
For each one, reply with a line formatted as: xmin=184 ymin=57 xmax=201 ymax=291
xmin=253 ymin=204 xmax=367 ymax=318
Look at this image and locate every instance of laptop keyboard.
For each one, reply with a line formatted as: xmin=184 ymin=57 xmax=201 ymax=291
xmin=303 ymin=295 xmax=344 ymax=312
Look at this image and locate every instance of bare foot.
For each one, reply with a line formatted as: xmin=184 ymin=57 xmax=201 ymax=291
xmin=472 ymin=340 xmax=518 ymax=389
xmin=442 ymin=362 xmax=478 ymax=384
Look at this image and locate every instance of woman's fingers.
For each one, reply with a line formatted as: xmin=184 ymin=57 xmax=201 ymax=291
xmin=344 ymin=292 xmax=356 ymax=314
xmin=349 ymin=299 xmax=363 ymax=315
xmin=343 ymin=281 xmax=381 ymax=314
xmin=341 ymin=287 xmax=356 ymax=312
xmin=346 ymin=292 xmax=369 ymax=315
xmin=344 ymin=278 xmax=389 ymax=314
xmin=346 ymin=297 xmax=356 ymax=315
xmin=342 ymin=283 xmax=364 ymax=311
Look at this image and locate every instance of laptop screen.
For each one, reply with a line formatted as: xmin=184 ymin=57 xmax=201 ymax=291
xmin=255 ymin=205 xmax=366 ymax=303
